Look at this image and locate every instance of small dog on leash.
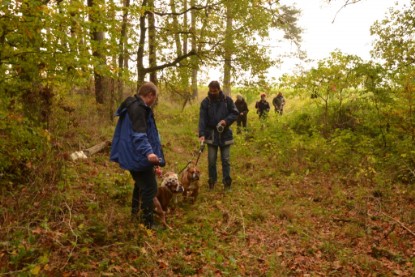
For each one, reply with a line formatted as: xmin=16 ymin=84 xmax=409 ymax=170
xmin=153 ymin=172 xmax=184 ymax=229
xmin=180 ymin=162 xmax=201 ymax=204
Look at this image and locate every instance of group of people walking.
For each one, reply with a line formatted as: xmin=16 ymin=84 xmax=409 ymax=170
xmin=235 ymin=91 xmax=286 ymax=132
xmin=110 ymin=80 xmax=286 ymax=230
xmin=255 ymin=92 xmax=285 ymax=118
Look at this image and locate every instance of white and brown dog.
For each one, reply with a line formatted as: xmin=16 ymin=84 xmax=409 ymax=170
xmin=153 ymin=171 xmax=184 ymax=229
xmin=180 ymin=162 xmax=201 ymax=204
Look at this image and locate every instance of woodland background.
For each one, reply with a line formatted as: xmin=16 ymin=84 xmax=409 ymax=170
xmin=1 ymin=0 xmax=415 ymax=275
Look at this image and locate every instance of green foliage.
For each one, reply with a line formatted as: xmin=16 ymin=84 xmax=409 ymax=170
xmin=371 ymin=1 xmax=415 ymax=70
xmin=0 ymin=108 xmax=51 ymax=188
xmin=1 ymin=90 xmax=415 ymax=276
xmin=289 ymin=112 xmax=315 ymax=136
xmin=3 ymin=2 xmax=415 ymax=275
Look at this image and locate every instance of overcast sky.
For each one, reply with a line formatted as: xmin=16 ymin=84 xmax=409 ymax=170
xmin=207 ymin=0 xmax=410 ymax=82
xmin=272 ymin=0 xmax=411 ymax=77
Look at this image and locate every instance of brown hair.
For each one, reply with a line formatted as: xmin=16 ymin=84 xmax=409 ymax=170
xmin=208 ymin=81 xmax=221 ymax=90
xmin=137 ymin=82 xmax=158 ymax=96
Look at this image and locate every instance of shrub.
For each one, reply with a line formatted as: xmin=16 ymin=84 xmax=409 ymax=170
xmin=0 ymin=109 xmax=51 ymax=188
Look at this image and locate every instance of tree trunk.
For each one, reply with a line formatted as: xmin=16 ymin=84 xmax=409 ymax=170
xmin=17 ymin=1 xmax=52 ymax=126
xmin=118 ymin=0 xmax=130 ymax=102
xmin=136 ymin=0 xmax=148 ymax=88
xmin=181 ymin=0 xmax=190 ymax=92
xmin=223 ymin=1 xmax=234 ymax=96
xmin=191 ymin=0 xmax=198 ymax=99
xmin=84 ymin=140 xmax=111 ymax=156
xmin=135 ymin=0 xmax=197 ymax=89
xmin=88 ymin=0 xmax=107 ymax=104
xmin=170 ymin=0 xmax=183 ymax=57
xmin=148 ymin=0 xmax=158 ymax=85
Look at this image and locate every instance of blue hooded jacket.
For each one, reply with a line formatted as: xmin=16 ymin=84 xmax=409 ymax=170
xmin=110 ymin=95 xmax=165 ymax=171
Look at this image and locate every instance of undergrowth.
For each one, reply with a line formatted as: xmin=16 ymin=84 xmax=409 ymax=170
xmin=0 ymin=93 xmax=414 ymax=276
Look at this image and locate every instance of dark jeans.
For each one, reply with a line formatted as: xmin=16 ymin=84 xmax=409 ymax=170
xmin=237 ymin=115 xmax=247 ymax=128
xmin=258 ymin=111 xmax=268 ymax=119
xmin=275 ymin=106 xmax=283 ymax=115
xmin=237 ymin=115 xmax=247 ymax=133
xmin=130 ymin=168 xmax=157 ymax=227
xmin=207 ymin=144 xmax=231 ymax=187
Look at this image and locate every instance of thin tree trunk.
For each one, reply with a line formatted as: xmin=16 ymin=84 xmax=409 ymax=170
xmin=182 ymin=0 xmax=190 ymax=91
xmin=118 ymin=0 xmax=130 ymax=102
xmin=223 ymin=1 xmax=233 ymax=96
xmin=190 ymin=0 xmax=198 ymax=99
xmin=182 ymin=0 xmax=188 ymax=55
xmin=136 ymin=0 xmax=148 ymax=88
xmin=148 ymin=0 xmax=158 ymax=85
xmin=135 ymin=0 xmax=197 ymax=89
xmin=88 ymin=0 xmax=107 ymax=104
xmin=170 ymin=0 xmax=183 ymax=57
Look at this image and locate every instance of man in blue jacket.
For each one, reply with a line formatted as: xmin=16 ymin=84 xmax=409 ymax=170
xmin=198 ymin=81 xmax=239 ymax=191
xmin=110 ymin=82 xmax=165 ymax=229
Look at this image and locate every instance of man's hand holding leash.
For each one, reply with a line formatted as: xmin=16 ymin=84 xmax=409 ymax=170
xmin=148 ymin=153 xmax=163 ymax=177
xmin=147 ymin=153 xmax=160 ymax=164
xmin=154 ymin=166 xmax=162 ymax=178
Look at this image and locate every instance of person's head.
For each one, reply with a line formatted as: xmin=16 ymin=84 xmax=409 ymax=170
xmin=277 ymin=92 xmax=283 ymax=97
xmin=236 ymin=94 xmax=243 ymax=101
xmin=137 ymin=82 xmax=158 ymax=107
xmin=208 ymin=81 xmax=221 ymax=95
xmin=261 ymin=93 xmax=266 ymax=99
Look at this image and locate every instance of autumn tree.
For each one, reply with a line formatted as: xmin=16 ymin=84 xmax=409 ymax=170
xmin=0 ymin=0 xmax=53 ymax=125
xmin=88 ymin=0 xmax=107 ymax=104
xmin=218 ymin=0 xmax=302 ymax=95
xmin=291 ymin=51 xmax=364 ymax=134
xmin=371 ymin=0 xmax=415 ymax=140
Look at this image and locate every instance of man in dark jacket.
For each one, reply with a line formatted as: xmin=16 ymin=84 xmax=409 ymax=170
xmin=255 ymin=93 xmax=270 ymax=119
xmin=198 ymin=81 xmax=239 ymax=191
xmin=235 ymin=94 xmax=249 ymax=134
xmin=272 ymin=92 xmax=286 ymax=115
xmin=110 ymin=82 xmax=165 ymax=229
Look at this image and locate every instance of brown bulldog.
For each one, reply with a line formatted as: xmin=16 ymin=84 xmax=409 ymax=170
xmin=180 ymin=162 xmax=201 ymax=204
xmin=153 ymin=172 xmax=184 ymax=229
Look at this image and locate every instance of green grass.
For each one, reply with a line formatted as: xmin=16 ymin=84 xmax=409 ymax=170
xmin=1 ymin=94 xmax=414 ymax=276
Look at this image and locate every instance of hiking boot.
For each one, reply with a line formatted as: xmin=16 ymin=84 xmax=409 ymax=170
xmin=148 ymin=223 xmax=165 ymax=231
xmin=141 ymin=211 xmax=155 ymax=230
xmin=223 ymin=177 xmax=232 ymax=192
xmin=208 ymin=180 xmax=215 ymax=190
xmin=131 ymin=214 xmax=139 ymax=223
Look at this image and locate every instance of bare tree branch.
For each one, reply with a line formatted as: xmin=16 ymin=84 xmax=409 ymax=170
xmin=152 ymin=3 xmax=218 ymax=16
xmin=331 ymin=0 xmax=363 ymax=23
xmin=144 ymin=50 xmax=197 ymax=74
